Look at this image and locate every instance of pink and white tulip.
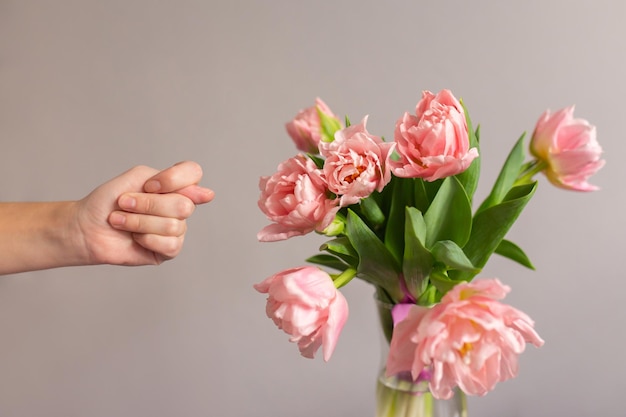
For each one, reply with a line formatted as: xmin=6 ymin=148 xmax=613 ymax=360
xmin=319 ymin=117 xmax=394 ymax=206
xmin=390 ymin=89 xmax=479 ymax=181
xmin=530 ymin=106 xmax=604 ymax=191
xmin=254 ymin=266 xmax=349 ymax=361
xmin=286 ymin=98 xmax=342 ymax=154
xmin=386 ymin=278 xmax=544 ymax=399
xmin=257 ymin=154 xmax=339 ymax=242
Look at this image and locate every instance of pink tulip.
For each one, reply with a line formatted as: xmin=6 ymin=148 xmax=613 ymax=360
xmin=254 ymin=266 xmax=349 ymax=361
xmin=319 ymin=117 xmax=394 ymax=206
xmin=257 ymin=154 xmax=339 ymax=242
xmin=390 ymin=89 xmax=479 ymax=181
xmin=286 ymin=98 xmax=342 ymax=154
xmin=530 ymin=106 xmax=604 ymax=191
xmin=386 ymin=279 xmax=543 ymax=399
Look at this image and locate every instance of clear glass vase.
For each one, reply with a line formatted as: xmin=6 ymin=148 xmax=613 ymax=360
xmin=375 ymin=299 xmax=468 ymax=417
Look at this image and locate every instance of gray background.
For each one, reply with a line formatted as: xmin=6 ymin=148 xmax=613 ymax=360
xmin=0 ymin=1 xmax=622 ymax=416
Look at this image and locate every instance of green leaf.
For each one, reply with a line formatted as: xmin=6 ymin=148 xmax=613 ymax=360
xmin=495 ymin=239 xmax=535 ymax=270
xmin=451 ymin=182 xmax=537 ymax=281
xmin=413 ymin=178 xmax=430 ymax=213
xmin=345 ymin=210 xmax=403 ymax=299
xmin=423 ymin=176 xmax=472 ymax=248
xmin=456 ymin=100 xmax=481 ymax=200
xmin=402 ymin=207 xmax=433 ymax=297
xmin=319 ymin=237 xmax=358 ymax=266
xmin=383 ymin=177 xmax=415 ymax=265
xmin=423 ymin=178 xmax=444 ymax=203
xmin=307 ymin=153 xmax=325 ymax=169
xmin=431 ymin=240 xmax=479 ymax=272
xmin=360 ymin=195 xmax=385 ymax=228
xmin=318 ymin=107 xmax=342 ymax=143
xmin=372 ymin=175 xmax=394 ymax=214
xmin=505 ymin=182 xmax=536 ymax=200
xmin=430 ymin=270 xmax=464 ymax=295
xmin=306 ymin=254 xmax=349 ymax=271
xmin=416 ymin=285 xmax=438 ymax=306
xmin=477 ymin=133 xmax=527 ymax=213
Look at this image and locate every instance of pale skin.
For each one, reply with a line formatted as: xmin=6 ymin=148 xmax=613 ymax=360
xmin=0 ymin=161 xmax=214 ymax=275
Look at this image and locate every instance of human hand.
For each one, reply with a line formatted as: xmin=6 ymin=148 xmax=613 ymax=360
xmin=75 ymin=161 xmax=214 ymax=266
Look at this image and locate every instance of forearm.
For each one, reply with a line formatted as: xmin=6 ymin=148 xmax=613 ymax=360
xmin=0 ymin=162 xmax=213 ymax=274
xmin=0 ymin=202 xmax=88 ymax=274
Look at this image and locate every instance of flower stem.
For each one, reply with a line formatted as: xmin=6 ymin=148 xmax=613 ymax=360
xmin=514 ymin=159 xmax=547 ymax=187
xmin=333 ymin=267 xmax=357 ymax=289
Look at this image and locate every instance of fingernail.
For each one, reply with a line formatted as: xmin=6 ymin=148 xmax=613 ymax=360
xmin=118 ymin=195 xmax=136 ymax=209
xmin=145 ymin=180 xmax=161 ymax=193
xmin=109 ymin=212 xmax=126 ymax=226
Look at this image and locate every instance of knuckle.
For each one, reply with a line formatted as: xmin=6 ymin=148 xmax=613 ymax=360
xmin=190 ymin=161 xmax=203 ymax=178
xmin=139 ymin=195 xmax=154 ymax=214
xmin=132 ymin=215 xmax=146 ymax=232
xmin=179 ymin=160 xmax=203 ymax=180
xmin=129 ymin=165 xmax=154 ymax=177
xmin=161 ymin=236 xmax=184 ymax=259
xmin=163 ymin=218 xmax=185 ymax=236
xmin=177 ymin=198 xmax=195 ymax=218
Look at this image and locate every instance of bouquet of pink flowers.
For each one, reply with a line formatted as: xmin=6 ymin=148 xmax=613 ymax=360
xmin=253 ymin=90 xmax=604 ymax=410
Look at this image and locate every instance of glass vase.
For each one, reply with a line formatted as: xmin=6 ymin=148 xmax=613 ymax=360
xmin=375 ymin=299 xmax=468 ymax=417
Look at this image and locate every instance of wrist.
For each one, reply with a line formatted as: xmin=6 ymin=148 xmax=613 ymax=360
xmin=29 ymin=201 xmax=89 ymax=269
xmin=0 ymin=201 xmax=88 ymax=274
xmin=56 ymin=200 xmax=93 ymax=267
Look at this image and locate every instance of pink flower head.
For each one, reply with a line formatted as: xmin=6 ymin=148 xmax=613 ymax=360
xmin=386 ymin=278 xmax=544 ymax=399
xmin=257 ymin=154 xmax=339 ymax=242
xmin=285 ymin=98 xmax=342 ymax=154
xmin=319 ymin=117 xmax=394 ymax=206
xmin=530 ymin=106 xmax=605 ymax=191
xmin=254 ymin=266 xmax=349 ymax=361
xmin=390 ymin=89 xmax=479 ymax=181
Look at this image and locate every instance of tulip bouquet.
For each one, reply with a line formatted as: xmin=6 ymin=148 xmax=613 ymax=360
xmin=254 ymin=90 xmax=604 ymax=416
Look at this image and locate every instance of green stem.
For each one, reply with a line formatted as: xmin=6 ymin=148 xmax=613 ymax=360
xmin=332 ymin=267 xmax=357 ymax=289
xmin=513 ymin=159 xmax=547 ymax=187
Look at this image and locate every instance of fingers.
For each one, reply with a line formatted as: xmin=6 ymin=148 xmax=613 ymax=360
xmin=175 ymin=184 xmax=215 ymax=205
xmin=117 ymin=192 xmax=196 ymax=219
xmin=109 ymin=210 xmax=187 ymax=237
xmin=108 ymin=191 xmax=195 ymax=261
xmin=109 ymin=193 xmax=192 ymax=237
xmin=133 ymin=233 xmax=185 ymax=261
xmin=107 ymin=211 xmax=187 ymax=261
xmin=107 ymin=160 xmax=213 ymax=262
xmin=144 ymin=161 xmax=204 ymax=194
xmin=143 ymin=161 xmax=214 ymax=205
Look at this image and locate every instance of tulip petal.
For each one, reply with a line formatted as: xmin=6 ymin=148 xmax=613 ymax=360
xmin=385 ymin=278 xmax=542 ymax=399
